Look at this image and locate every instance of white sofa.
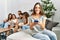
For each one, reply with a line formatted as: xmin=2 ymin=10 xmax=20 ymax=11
xmin=7 ymin=31 xmax=39 ymax=40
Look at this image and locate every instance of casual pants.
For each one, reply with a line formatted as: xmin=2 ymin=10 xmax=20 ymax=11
xmin=22 ymin=26 xmax=57 ymax=40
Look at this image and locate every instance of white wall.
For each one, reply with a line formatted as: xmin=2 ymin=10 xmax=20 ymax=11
xmin=52 ymin=0 xmax=60 ymax=26
xmin=7 ymin=0 xmax=41 ymax=16
xmin=0 ymin=0 xmax=60 ymax=26
xmin=0 ymin=0 xmax=7 ymax=22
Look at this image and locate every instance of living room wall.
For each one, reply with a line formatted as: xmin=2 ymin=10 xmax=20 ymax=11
xmin=0 ymin=0 xmax=6 ymax=22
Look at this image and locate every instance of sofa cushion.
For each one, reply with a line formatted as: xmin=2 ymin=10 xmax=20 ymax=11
xmin=7 ymin=31 xmax=39 ymax=40
xmin=45 ymin=19 xmax=59 ymax=31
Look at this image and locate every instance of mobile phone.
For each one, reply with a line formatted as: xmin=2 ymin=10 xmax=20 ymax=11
xmin=34 ymin=20 xmax=38 ymax=22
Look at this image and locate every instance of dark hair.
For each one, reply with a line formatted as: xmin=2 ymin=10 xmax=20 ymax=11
xmin=23 ymin=12 xmax=29 ymax=24
xmin=12 ymin=14 xmax=16 ymax=19
xmin=32 ymin=2 xmax=44 ymax=15
xmin=7 ymin=13 xmax=12 ymax=21
xmin=18 ymin=10 xmax=22 ymax=15
xmin=18 ymin=10 xmax=22 ymax=12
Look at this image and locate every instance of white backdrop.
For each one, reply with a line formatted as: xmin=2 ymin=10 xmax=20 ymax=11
xmin=0 ymin=0 xmax=6 ymax=22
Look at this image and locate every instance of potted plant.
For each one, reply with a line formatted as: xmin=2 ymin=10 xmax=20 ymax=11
xmin=41 ymin=0 xmax=56 ymax=18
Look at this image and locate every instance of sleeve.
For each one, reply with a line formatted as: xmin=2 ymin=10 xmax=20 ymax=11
xmin=42 ymin=16 xmax=47 ymax=21
xmin=44 ymin=16 xmax=47 ymax=20
xmin=28 ymin=17 xmax=32 ymax=23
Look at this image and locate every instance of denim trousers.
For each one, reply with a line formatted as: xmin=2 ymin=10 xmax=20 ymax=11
xmin=22 ymin=25 xmax=57 ymax=40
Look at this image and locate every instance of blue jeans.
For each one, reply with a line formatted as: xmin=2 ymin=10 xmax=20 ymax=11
xmin=42 ymin=29 xmax=57 ymax=40
xmin=0 ymin=22 xmax=5 ymax=28
xmin=32 ymin=29 xmax=57 ymax=40
xmin=22 ymin=25 xmax=30 ymax=30
xmin=32 ymin=33 xmax=50 ymax=40
xmin=22 ymin=26 xmax=57 ymax=40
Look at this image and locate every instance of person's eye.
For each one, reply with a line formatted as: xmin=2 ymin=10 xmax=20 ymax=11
xmin=35 ymin=7 xmax=40 ymax=9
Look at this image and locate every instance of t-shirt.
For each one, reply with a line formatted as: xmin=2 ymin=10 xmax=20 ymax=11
xmin=26 ymin=16 xmax=47 ymax=35
xmin=4 ymin=21 xmax=10 ymax=28
xmin=18 ymin=18 xmax=24 ymax=23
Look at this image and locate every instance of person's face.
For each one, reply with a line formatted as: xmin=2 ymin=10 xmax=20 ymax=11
xmin=35 ymin=4 xmax=41 ymax=14
xmin=12 ymin=15 xmax=16 ymax=19
xmin=18 ymin=12 xmax=21 ymax=16
xmin=19 ymin=15 xmax=23 ymax=18
xmin=23 ymin=15 xmax=25 ymax=19
xmin=9 ymin=15 xmax=12 ymax=18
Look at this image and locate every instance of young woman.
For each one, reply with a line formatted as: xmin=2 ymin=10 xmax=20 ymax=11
xmin=21 ymin=12 xmax=29 ymax=30
xmin=12 ymin=14 xmax=18 ymax=24
xmin=4 ymin=13 xmax=13 ymax=28
xmin=18 ymin=10 xmax=23 ymax=19
xmin=28 ymin=2 xmax=57 ymax=40
xmin=4 ymin=13 xmax=13 ymax=36
xmin=12 ymin=14 xmax=18 ymax=32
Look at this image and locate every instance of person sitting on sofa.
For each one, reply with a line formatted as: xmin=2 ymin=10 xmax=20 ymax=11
xmin=4 ymin=13 xmax=13 ymax=28
xmin=24 ymin=2 xmax=57 ymax=40
xmin=18 ymin=12 xmax=29 ymax=30
xmin=0 ymin=13 xmax=12 ymax=28
xmin=21 ymin=12 xmax=30 ymax=30
xmin=17 ymin=10 xmax=23 ymax=19
xmin=4 ymin=13 xmax=13 ymax=36
xmin=11 ymin=14 xmax=18 ymax=33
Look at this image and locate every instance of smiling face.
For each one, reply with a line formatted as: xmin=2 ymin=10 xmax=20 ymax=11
xmin=35 ymin=4 xmax=41 ymax=14
xmin=9 ymin=15 xmax=12 ymax=19
xmin=12 ymin=15 xmax=15 ymax=19
xmin=8 ymin=13 xmax=12 ymax=21
xmin=18 ymin=11 xmax=22 ymax=16
xmin=12 ymin=14 xmax=16 ymax=19
xmin=32 ymin=2 xmax=44 ymax=15
xmin=8 ymin=14 xmax=12 ymax=19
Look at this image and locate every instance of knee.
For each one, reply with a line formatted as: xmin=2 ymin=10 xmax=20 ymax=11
xmin=43 ymin=35 xmax=50 ymax=40
xmin=43 ymin=30 xmax=57 ymax=38
xmin=33 ymin=33 xmax=50 ymax=40
xmin=51 ymin=32 xmax=57 ymax=40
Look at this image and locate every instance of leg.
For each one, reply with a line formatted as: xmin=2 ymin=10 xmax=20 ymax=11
xmin=22 ymin=25 xmax=30 ymax=30
xmin=32 ymin=33 xmax=50 ymax=40
xmin=42 ymin=29 xmax=57 ymax=40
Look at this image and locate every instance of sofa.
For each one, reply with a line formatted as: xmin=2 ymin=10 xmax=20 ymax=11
xmin=6 ymin=19 xmax=59 ymax=40
xmin=45 ymin=19 xmax=59 ymax=31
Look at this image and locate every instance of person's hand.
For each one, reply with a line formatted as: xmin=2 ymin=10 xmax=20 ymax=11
xmin=18 ymin=23 xmax=24 ymax=26
xmin=38 ymin=21 xmax=42 ymax=25
xmin=38 ymin=22 xmax=45 ymax=30
xmin=34 ymin=20 xmax=38 ymax=25
xmin=34 ymin=22 xmax=38 ymax=25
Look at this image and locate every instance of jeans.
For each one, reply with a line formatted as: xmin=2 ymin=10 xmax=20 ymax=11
xmin=22 ymin=26 xmax=57 ymax=40
xmin=32 ymin=29 xmax=57 ymax=40
xmin=22 ymin=25 xmax=30 ymax=30
xmin=42 ymin=29 xmax=57 ymax=40
xmin=0 ymin=22 xmax=5 ymax=28
xmin=32 ymin=33 xmax=50 ymax=40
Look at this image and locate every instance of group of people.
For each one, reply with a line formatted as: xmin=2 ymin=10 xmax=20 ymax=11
xmin=2 ymin=2 xmax=57 ymax=40
xmin=3 ymin=11 xmax=29 ymax=33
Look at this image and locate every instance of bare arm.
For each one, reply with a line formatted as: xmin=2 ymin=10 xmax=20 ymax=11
xmin=28 ymin=17 xmax=35 ymax=30
xmin=29 ymin=21 xmax=38 ymax=30
xmin=29 ymin=22 xmax=35 ymax=30
xmin=38 ymin=16 xmax=47 ymax=30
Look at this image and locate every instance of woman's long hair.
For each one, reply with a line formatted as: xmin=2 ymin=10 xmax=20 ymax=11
xmin=31 ymin=2 xmax=44 ymax=15
xmin=12 ymin=14 xmax=17 ymax=19
xmin=23 ymin=12 xmax=29 ymax=24
xmin=7 ymin=13 xmax=12 ymax=21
